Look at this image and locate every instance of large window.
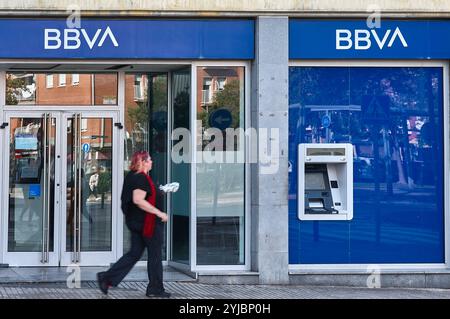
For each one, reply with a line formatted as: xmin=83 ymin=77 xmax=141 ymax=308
xmin=289 ymin=66 xmax=444 ymax=264
xmin=196 ymin=66 xmax=245 ymax=265
xmin=6 ymin=73 xmax=118 ymax=105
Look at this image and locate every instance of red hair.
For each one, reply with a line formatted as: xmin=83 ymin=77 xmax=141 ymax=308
xmin=129 ymin=150 xmax=150 ymax=171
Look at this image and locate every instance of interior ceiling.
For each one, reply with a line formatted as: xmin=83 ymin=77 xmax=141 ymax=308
xmin=0 ymin=63 xmax=189 ymax=72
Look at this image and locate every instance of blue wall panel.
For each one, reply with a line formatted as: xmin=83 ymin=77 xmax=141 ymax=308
xmin=290 ymin=20 xmax=450 ymax=59
xmin=0 ymin=19 xmax=254 ymax=59
xmin=289 ymin=67 xmax=445 ymax=264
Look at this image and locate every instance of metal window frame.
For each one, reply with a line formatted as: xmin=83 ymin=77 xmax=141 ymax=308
xmin=0 ymin=71 xmax=5 ymax=264
xmin=288 ymin=60 xmax=450 ymax=272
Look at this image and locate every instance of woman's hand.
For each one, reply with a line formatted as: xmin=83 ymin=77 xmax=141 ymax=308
xmin=159 ymin=212 xmax=168 ymax=223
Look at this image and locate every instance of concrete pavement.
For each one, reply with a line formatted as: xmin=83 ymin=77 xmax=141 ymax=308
xmin=1 ymin=280 xmax=450 ymax=299
xmin=1 ymin=266 xmax=450 ymax=299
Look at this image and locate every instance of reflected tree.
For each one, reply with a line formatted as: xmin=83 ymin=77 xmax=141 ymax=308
xmin=6 ymin=74 xmax=29 ymax=105
xmin=199 ymin=79 xmax=241 ymax=130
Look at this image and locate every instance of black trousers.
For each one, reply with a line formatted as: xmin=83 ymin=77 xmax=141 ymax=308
xmin=104 ymin=222 xmax=164 ymax=293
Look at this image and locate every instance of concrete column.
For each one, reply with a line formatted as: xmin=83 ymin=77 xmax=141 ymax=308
xmin=251 ymin=16 xmax=289 ymax=284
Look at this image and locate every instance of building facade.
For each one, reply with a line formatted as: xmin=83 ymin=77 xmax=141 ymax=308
xmin=1 ymin=1 xmax=450 ymax=288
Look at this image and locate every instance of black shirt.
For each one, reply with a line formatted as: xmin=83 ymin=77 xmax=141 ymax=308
xmin=121 ymin=171 xmax=152 ymax=231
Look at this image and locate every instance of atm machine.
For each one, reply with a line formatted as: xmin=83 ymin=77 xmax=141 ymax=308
xmin=298 ymin=143 xmax=353 ymax=221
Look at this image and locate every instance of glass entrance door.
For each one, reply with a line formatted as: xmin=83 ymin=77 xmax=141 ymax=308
xmin=60 ymin=112 xmax=118 ymax=266
xmin=2 ymin=112 xmax=60 ymax=266
xmin=2 ymin=111 xmax=118 ymax=266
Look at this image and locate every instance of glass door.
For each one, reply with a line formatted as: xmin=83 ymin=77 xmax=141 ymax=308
xmin=2 ymin=112 xmax=61 ymax=266
xmin=123 ymin=73 xmax=169 ymax=262
xmin=169 ymin=69 xmax=191 ymax=266
xmin=1 ymin=111 xmax=119 ymax=267
xmin=60 ymin=112 xmax=118 ymax=266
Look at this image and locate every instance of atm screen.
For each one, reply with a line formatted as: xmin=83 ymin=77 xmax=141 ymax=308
xmin=305 ymin=172 xmax=326 ymax=190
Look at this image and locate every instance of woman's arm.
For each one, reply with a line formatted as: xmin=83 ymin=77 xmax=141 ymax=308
xmin=132 ymin=189 xmax=168 ymax=222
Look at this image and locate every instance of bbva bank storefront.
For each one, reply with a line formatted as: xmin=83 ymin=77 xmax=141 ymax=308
xmin=1 ymin=17 xmax=450 ymax=285
xmin=0 ymin=19 xmax=252 ymax=274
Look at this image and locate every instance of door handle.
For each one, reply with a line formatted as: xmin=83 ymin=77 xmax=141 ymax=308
xmin=72 ymin=113 xmax=78 ymax=263
xmin=77 ymin=113 xmax=82 ymax=263
xmin=41 ymin=113 xmax=52 ymax=264
xmin=71 ymin=113 xmax=83 ymax=263
xmin=41 ymin=113 xmax=47 ymax=263
xmin=46 ymin=113 xmax=52 ymax=264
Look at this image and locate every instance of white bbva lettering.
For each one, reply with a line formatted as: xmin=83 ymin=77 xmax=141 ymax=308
xmin=44 ymin=29 xmax=61 ymax=49
xmin=81 ymin=29 xmax=102 ymax=49
xmin=388 ymin=27 xmax=408 ymax=48
xmin=336 ymin=29 xmax=352 ymax=49
xmin=371 ymin=29 xmax=391 ymax=49
xmin=44 ymin=27 xmax=119 ymax=50
xmin=355 ymin=30 xmax=371 ymax=50
xmin=336 ymin=27 xmax=408 ymax=50
xmin=64 ymin=29 xmax=81 ymax=49
xmin=98 ymin=27 xmax=119 ymax=47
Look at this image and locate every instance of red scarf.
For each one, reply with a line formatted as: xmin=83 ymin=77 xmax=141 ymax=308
xmin=142 ymin=173 xmax=157 ymax=238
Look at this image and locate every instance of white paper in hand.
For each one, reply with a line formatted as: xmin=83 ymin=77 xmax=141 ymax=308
xmin=159 ymin=182 xmax=180 ymax=193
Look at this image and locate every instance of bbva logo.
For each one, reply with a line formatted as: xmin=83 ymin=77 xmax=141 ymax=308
xmin=336 ymin=27 xmax=408 ymax=50
xmin=44 ymin=27 xmax=119 ymax=50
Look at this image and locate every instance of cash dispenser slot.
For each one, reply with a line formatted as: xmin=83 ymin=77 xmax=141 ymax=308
xmin=304 ymin=164 xmax=338 ymax=215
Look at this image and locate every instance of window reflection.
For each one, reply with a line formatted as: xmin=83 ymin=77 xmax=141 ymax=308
xmin=66 ymin=118 xmax=113 ymax=252
xmin=197 ymin=67 xmax=245 ymax=151
xmin=289 ymin=67 xmax=444 ymax=264
xmin=6 ymin=73 xmax=118 ymax=106
xmin=196 ymin=66 xmax=245 ymax=265
xmin=8 ymin=117 xmax=55 ymax=252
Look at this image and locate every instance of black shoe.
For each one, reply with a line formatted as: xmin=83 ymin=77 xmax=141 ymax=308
xmin=146 ymin=290 xmax=171 ymax=298
xmin=97 ymin=272 xmax=110 ymax=295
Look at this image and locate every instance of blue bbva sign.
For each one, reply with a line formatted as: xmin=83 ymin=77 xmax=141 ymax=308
xmin=0 ymin=19 xmax=254 ymax=59
xmin=290 ymin=19 xmax=450 ymax=59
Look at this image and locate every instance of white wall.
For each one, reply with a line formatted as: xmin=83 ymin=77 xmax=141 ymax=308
xmin=0 ymin=0 xmax=448 ymax=15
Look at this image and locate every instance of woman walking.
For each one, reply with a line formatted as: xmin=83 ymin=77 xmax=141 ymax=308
xmin=97 ymin=150 xmax=170 ymax=298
